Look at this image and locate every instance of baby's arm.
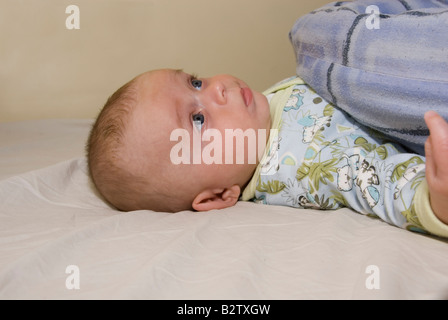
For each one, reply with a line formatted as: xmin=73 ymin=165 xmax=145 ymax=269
xmin=424 ymin=111 xmax=448 ymax=225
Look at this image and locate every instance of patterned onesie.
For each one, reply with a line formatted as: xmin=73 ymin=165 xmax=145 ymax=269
xmin=241 ymin=76 xmax=447 ymax=236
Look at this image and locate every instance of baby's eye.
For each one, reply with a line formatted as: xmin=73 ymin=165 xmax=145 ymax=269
xmin=192 ymin=113 xmax=205 ymax=130
xmin=191 ymin=76 xmax=202 ymax=90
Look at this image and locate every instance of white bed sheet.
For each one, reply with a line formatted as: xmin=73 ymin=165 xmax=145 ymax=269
xmin=1 ymin=119 xmax=448 ymax=300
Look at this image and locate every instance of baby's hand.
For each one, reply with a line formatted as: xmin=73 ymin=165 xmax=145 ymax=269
xmin=424 ymin=111 xmax=448 ymax=225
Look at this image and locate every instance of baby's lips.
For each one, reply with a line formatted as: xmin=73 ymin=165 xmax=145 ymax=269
xmin=241 ymin=87 xmax=253 ymax=107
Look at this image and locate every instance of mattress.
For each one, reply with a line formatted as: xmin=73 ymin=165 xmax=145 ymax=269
xmin=1 ymin=119 xmax=448 ymax=299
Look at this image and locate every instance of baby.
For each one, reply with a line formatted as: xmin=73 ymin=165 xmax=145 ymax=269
xmin=87 ymin=68 xmax=448 ymax=237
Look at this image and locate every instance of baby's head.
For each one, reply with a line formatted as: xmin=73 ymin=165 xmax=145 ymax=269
xmin=87 ymin=69 xmax=271 ymax=212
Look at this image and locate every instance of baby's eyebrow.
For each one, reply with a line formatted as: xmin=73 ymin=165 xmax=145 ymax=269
xmin=171 ymin=72 xmax=191 ymax=131
xmin=175 ymin=97 xmax=187 ymax=130
xmin=170 ymin=69 xmax=197 ymax=131
xmin=172 ymin=69 xmax=189 ymax=88
xmin=174 ymin=69 xmax=184 ymax=78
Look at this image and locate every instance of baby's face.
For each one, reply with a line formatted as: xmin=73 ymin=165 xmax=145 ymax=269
xmin=125 ymin=69 xmax=271 ymax=206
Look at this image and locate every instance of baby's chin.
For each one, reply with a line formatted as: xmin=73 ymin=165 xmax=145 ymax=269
xmin=254 ymin=92 xmax=271 ymax=130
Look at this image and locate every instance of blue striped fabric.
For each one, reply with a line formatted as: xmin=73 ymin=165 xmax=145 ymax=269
xmin=289 ymin=0 xmax=448 ymax=154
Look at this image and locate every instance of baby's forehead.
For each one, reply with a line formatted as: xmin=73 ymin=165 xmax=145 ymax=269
xmin=135 ymin=69 xmax=183 ymax=105
xmin=127 ymin=74 xmax=182 ymax=151
xmin=137 ymin=69 xmax=181 ymax=88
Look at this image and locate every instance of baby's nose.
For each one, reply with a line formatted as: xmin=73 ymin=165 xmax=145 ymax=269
xmin=207 ymin=79 xmax=227 ymax=106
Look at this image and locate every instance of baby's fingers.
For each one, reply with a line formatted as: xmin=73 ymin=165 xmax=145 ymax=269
xmin=424 ymin=111 xmax=448 ymax=178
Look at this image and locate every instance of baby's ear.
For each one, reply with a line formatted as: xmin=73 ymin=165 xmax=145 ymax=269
xmin=192 ymin=185 xmax=241 ymax=212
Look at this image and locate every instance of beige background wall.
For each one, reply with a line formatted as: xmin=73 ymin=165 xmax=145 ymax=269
xmin=0 ymin=0 xmax=331 ymax=122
